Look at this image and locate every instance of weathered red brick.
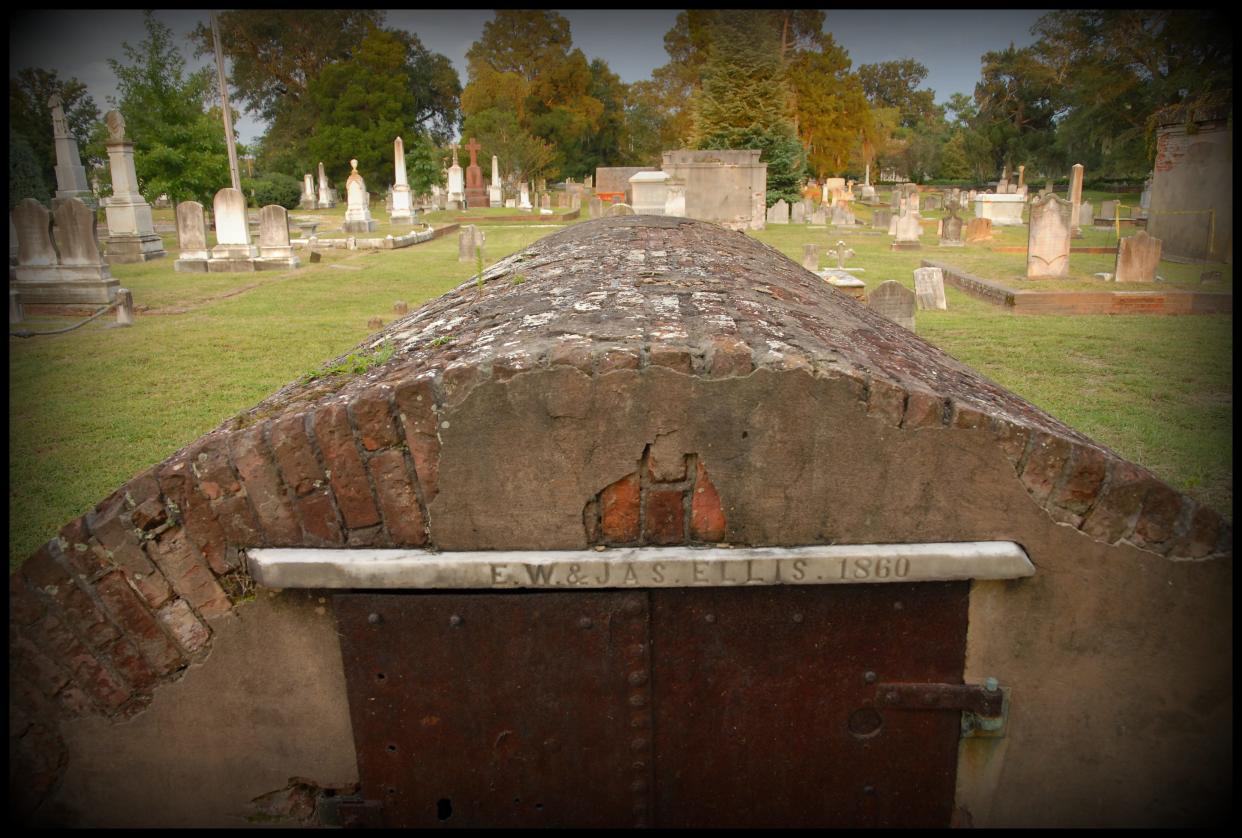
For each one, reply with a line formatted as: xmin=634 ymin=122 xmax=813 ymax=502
xmin=1048 ymin=445 xmax=1109 ymax=516
xmin=10 ymin=635 xmax=71 ymax=697
xmin=103 ymin=637 xmax=158 ymax=692
xmin=600 ymin=473 xmax=641 ymax=543
xmin=1079 ymin=461 xmax=1152 ymax=543
xmin=158 ymin=459 xmax=229 ymax=575
xmin=268 ymin=413 xmax=326 ymax=496
xmin=55 ymin=684 xmax=96 ymax=717
xmin=191 ymin=437 xmax=241 ymax=498
xmin=229 ymin=425 xmax=301 ymax=545
xmin=866 ymin=378 xmax=906 ymax=426
xmin=157 ymin=599 xmax=211 ymax=654
xmin=22 ymin=543 xmax=119 ymax=649
xmin=10 ymin=576 xmax=47 ymax=626
xmin=951 ymin=402 xmax=988 ymax=430
xmin=57 ymin=517 xmax=108 ymax=579
xmin=393 ymin=374 xmax=439 ymax=437
xmin=440 ymin=360 xmax=485 ymax=407
xmin=707 ymin=336 xmax=753 ymax=378
xmin=294 ymin=491 xmax=344 ymax=545
xmin=988 ymin=417 xmax=1031 ymax=466
xmin=1019 ymin=432 xmax=1074 ymax=505
xmin=351 ymin=392 xmax=400 ymax=451
xmin=312 ymin=403 xmax=381 ymax=529
xmin=145 ymin=528 xmax=232 ymax=619
xmin=597 ymin=346 xmax=641 ymax=373
xmin=93 ymin=572 xmax=183 ymax=675
xmin=130 ymin=498 xmax=168 ymax=531
xmin=35 ymin=613 xmax=131 ymax=711
xmin=1168 ymin=503 xmax=1225 ymax=560
xmin=124 ymin=468 xmax=162 ymax=508
xmin=366 ymin=449 xmax=427 ymax=546
xmin=649 ymin=343 xmax=693 ymax=374
xmin=90 ymin=496 xmax=141 ymax=557
xmin=690 ymin=462 xmax=727 ymax=542
xmin=210 ymin=494 xmax=264 ymax=549
xmin=644 ymin=489 xmax=686 ymax=545
xmin=903 ymin=390 xmax=945 ymax=429
xmin=547 ymin=340 xmax=593 ymax=373
xmin=1131 ymin=482 xmax=1184 ymax=551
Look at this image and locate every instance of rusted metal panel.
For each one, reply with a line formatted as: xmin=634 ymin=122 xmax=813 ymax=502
xmin=334 ymin=592 xmax=650 ymax=828
xmin=649 ymin=582 xmax=969 ymax=828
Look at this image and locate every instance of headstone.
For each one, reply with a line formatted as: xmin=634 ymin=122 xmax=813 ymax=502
xmin=10 ymin=287 xmax=23 ymax=324
xmin=459 ymin=225 xmax=477 ymax=262
xmin=101 ymin=110 xmax=165 ymax=263
xmin=317 ymin=162 xmax=335 ymax=209
xmin=391 ymin=137 xmax=415 ymax=224
xmin=540 ymin=193 xmax=551 ymax=211
xmin=607 ymin=203 xmax=636 ymax=217
xmin=48 ymin=94 xmax=94 ymax=207
xmin=589 ymin=196 xmax=603 ymax=218
xmin=791 ymin=202 xmax=805 ymax=224
xmin=258 ymin=205 xmax=300 ymax=269
xmin=1080 ymin=200 xmax=1094 ymax=227
xmin=571 ymin=192 xmax=582 ymax=212
xmin=1068 ymin=163 xmax=1084 ymax=237
xmin=1114 ymin=231 xmax=1162 ymax=283
xmin=446 ymin=145 xmax=465 ymax=210
xmin=872 ymin=208 xmax=892 ymax=230
xmin=489 ymin=155 xmax=503 ymax=205
xmin=1026 ymin=194 xmax=1072 ymax=278
xmin=1099 ymin=200 xmax=1117 ymax=222
xmin=301 ymin=174 xmax=317 ymax=210
xmin=965 ymin=217 xmax=993 ymax=243
xmin=830 ymin=203 xmax=854 ymax=227
xmin=826 ymin=241 xmax=855 ymax=270
xmin=939 ymin=199 xmax=964 ymax=246
xmin=519 ymin=182 xmax=532 ymax=211
xmin=664 ymin=179 xmax=686 ymax=217
xmin=504 ymin=198 xmax=516 ymax=209
xmin=913 ymin=267 xmax=948 ymax=311
xmin=208 ymin=187 xmax=259 ymax=271
xmin=801 ymin=243 xmax=818 ymax=272
xmin=1138 ymin=175 xmax=1152 ymax=218
xmin=868 ymin=280 xmax=916 ymax=331
xmin=811 ymin=207 xmax=828 ymax=225
xmin=114 ymin=287 xmax=135 ymax=326
xmin=173 ymin=200 xmax=210 ymax=272
xmin=12 ymin=197 xmax=119 ymax=303
xmin=766 ymin=199 xmax=790 ymax=224
xmin=463 ymin=137 xmax=489 ymax=209
xmin=342 ymin=159 xmax=378 ymax=233
xmin=890 ymin=205 xmax=922 ymax=250
xmin=923 ymin=194 xmax=940 ymax=211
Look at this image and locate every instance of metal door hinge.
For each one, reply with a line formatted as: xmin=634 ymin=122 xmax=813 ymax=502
xmin=874 ymin=679 xmax=1009 ymax=738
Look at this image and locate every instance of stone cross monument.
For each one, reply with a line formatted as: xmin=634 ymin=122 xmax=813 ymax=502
xmin=463 ymin=137 xmax=489 ymax=209
xmin=101 ymin=109 xmax=166 ymax=263
xmin=48 ymin=94 xmax=94 ymax=207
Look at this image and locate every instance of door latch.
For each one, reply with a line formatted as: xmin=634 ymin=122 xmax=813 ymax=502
xmin=874 ymin=678 xmax=1008 ymax=738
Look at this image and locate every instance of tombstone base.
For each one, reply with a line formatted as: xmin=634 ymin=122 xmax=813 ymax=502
xmin=317 ymin=201 xmax=336 ymax=210
xmin=938 ymin=240 xmax=965 ymax=247
xmin=173 ymin=259 xmax=209 ymax=273
xmin=464 ymin=188 xmax=490 ymax=209
xmin=342 ymin=219 xmax=378 ymax=233
xmin=446 ymin=199 xmax=462 ymax=211
xmin=12 ymin=274 xmax=119 ymax=305
xmin=300 ymin=198 xmax=318 ymax=211
xmin=206 ymin=258 xmax=258 ymax=273
xmin=890 ymin=241 xmax=923 ymax=251
xmin=256 ymin=257 xmax=301 ymax=271
xmin=103 ymin=233 xmax=167 ymax=263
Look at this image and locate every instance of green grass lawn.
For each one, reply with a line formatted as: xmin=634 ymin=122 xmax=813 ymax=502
xmin=9 ymin=202 xmax=1232 ymax=567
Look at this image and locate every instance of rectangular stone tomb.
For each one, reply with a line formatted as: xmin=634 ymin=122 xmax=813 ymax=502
xmin=246 ymin=542 xmax=1034 ymax=589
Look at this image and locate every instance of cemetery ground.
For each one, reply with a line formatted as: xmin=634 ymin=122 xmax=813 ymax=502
xmin=9 ymin=194 xmax=1232 ymax=568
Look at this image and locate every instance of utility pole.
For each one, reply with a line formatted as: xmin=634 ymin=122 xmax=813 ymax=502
xmin=211 ymin=12 xmax=242 ymax=191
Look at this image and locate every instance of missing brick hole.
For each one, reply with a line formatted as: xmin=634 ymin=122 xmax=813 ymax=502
xmin=217 ymin=568 xmax=255 ymax=604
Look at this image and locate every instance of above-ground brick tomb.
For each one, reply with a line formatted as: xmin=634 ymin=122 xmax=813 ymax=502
xmin=10 ymin=217 xmax=1230 ymax=827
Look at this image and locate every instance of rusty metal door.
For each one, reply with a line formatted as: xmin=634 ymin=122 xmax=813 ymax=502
xmin=335 ymin=582 xmax=968 ymax=828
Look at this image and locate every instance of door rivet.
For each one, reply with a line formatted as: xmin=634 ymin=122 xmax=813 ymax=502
xmin=449 ymin=614 xmax=463 ymax=627
xmin=792 ymin=613 xmax=804 ymax=623
xmin=704 ymin=613 xmax=716 ymax=624
xmin=367 ymin=612 xmax=382 ymax=625
xmin=578 ymin=617 xmax=593 ymax=629
xmin=863 ymin=670 xmax=877 ymax=684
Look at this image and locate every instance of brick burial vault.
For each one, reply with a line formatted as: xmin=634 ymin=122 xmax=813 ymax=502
xmin=10 ymin=217 xmax=1230 ymax=827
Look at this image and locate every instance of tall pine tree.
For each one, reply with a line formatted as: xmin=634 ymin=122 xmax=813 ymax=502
xmin=690 ymin=11 xmax=806 ymax=206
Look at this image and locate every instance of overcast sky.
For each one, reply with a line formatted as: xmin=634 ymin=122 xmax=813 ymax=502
xmin=10 ymin=9 xmax=1047 ymax=145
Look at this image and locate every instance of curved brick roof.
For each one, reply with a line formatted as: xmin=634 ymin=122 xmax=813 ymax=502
xmin=10 ymin=216 xmax=1230 ymax=728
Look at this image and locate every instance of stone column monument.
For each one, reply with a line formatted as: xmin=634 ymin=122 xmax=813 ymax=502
xmin=317 ymin=162 xmax=335 ymax=209
xmin=101 ymin=110 xmax=166 ymax=263
xmin=488 ymin=155 xmax=503 ymax=206
xmin=48 ymin=94 xmax=94 ymax=207
xmin=390 ymin=137 xmax=414 ymax=225
xmin=463 ymin=137 xmax=489 ymax=208
xmin=446 ymin=145 xmax=465 ymax=210
xmin=300 ymin=174 xmax=317 ymax=210
xmin=1068 ymin=163 xmax=1084 ymax=238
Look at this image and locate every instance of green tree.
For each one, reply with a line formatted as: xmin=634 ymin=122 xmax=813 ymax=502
xmin=858 ymin=59 xmax=940 ymax=127
xmin=403 ymin=133 xmax=442 ymax=196
xmin=937 ymin=131 xmax=972 ymax=180
xmin=9 ymin=127 xmax=51 ymax=209
xmin=973 ymin=44 xmax=1057 ymax=176
xmin=691 ymin=11 xmax=806 ymax=206
xmin=107 ymin=11 xmax=230 ymax=204
xmin=786 ymin=32 xmax=872 ymax=178
xmin=9 ymin=69 xmax=101 ymax=190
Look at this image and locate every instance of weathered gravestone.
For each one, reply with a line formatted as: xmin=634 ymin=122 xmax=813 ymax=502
xmin=791 ymin=202 xmax=805 ymax=224
xmin=913 ymin=266 xmax=948 ymax=311
xmin=7 ymin=215 xmax=1231 ymax=829
xmin=173 ymin=201 xmax=209 ymax=272
xmin=458 ymin=225 xmax=485 ymax=262
xmin=811 ymin=207 xmax=827 ymax=225
xmin=101 ymin=110 xmax=165 ymax=263
xmin=391 ymin=138 xmax=415 ymax=224
xmin=463 ymin=138 xmax=490 ymax=209
xmin=1098 ymin=200 xmax=1117 ymax=223
xmin=1026 ymin=194 xmax=1072 ymax=278
xmin=801 ymin=243 xmax=818 ymax=271
xmin=607 ymin=202 xmax=636 ymax=216
xmin=830 ymin=203 xmax=854 ymax=227
xmin=301 ymin=174 xmax=317 ymax=211
xmin=1079 ymin=200 xmax=1094 ymax=227
xmin=965 ymin=217 xmax=993 ymax=243
xmin=767 ymin=199 xmax=790 ymax=225
xmin=590 ymin=196 xmax=604 ymax=218
xmin=489 ymin=155 xmax=503 ymax=206
xmin=48 ymin=94 xmax=94 ymax=206
xmin=663 ymin=179 xmax=686 ymax=217
xmin=343 ymin=159 xmax=378 ymax=233
xmin=208 ymin=187 xmax=259 ymax=272
xmin=891 ymin=206 xmax=922 ymax=251
xmin=1114 ymin=231 xmax=1162 ymax=283
xmin=867 ymin=278 xmax=916 ymax=330
xmin=446 ymin=145 xmax=465 ymax=210
xmin=872 ymin=208 xmax=892 ymax=230
xmin=258 ymin=205 xmax=300 ymax=269
xmin=11 ymin=197 xmax=119 ymax=304
xmin=318 ymin=162 xmax=335 ymax=209
xmin=939 ymin=200 xmax=964 ymax=246
xmin=519 ymin=183 xmax=532 ymax=211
